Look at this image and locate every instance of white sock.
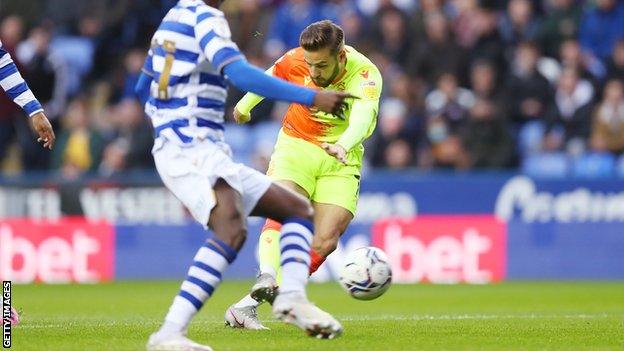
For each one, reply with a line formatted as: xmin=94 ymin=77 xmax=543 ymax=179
xmin=159 ymin=237 xmax=237 ymax=334
xmin=259 ymin=264 xmax=277 ymax=278
xmin=234 ymin=294 xmax=261 ymax=308
xmin=279 ymin=218 xmax=313 ymax=294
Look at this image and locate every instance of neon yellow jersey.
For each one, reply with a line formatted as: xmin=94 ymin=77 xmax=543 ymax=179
xmin=236 ymin=46 xmax=382 ymax=163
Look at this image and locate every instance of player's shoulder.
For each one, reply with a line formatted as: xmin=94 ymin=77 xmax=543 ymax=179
xmin=274 ymin=47 xmax=306 ymax=74
xmin=277 ymin=47 xmax=305 ymax=64
xmin=345 ymin=46 xmax=381 ymax=80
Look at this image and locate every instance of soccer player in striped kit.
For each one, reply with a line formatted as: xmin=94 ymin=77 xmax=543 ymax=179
xmin=0 ymin=40 xmax=55 ymax=151
xmin=136 ymin=1 xmax=353 ymax=350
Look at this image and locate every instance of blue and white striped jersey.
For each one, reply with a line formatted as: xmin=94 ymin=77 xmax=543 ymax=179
xmin=144 ymin=0 xmax=244 ymax=145
xmin=0 ymin=40 xmax=43 ymax=117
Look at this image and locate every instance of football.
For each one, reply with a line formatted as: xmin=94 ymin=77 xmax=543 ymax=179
xmin=338 ymin=246 xmax=392 ymax=300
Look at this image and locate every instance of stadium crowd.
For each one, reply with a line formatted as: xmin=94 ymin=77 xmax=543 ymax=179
xmin=1 ymin=0 xmax=624 ymax=177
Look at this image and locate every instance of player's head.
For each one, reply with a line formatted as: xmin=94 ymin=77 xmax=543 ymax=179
xmin=300 ymin=20 xmax=346 ymax=88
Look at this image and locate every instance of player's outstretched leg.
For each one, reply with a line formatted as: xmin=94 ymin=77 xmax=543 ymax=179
xmin=251 ymin=183 xmax=343 ymax=339
xmin=148 ymin=180 xmax=245 ymax=351
xmin=225 ymin=219 xmax=280 ymax=330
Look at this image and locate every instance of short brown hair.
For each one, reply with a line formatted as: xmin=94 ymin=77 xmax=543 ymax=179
xmin=299 ymin=20 xmax=344 ymax=54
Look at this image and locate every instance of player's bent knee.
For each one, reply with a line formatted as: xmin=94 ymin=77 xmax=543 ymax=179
xmin=211 ymin=209 xmax=248 ymax=250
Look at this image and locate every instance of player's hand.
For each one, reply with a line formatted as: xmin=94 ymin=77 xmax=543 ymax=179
xmin=31 ymin=112 xmax=55 ymax=150
xmin=313 ymin=91 xmax=358 ymax=116
xmin=322 ymin=143 xmax=347 ymax=165
xmin=233 ymin=107 xmax=251 ymax=124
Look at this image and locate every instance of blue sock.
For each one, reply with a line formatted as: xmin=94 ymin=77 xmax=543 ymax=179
xmin=161 ymin=236 xmax=237 ymax=333
xmin=279 ymin=217 xmax=313 ymax=294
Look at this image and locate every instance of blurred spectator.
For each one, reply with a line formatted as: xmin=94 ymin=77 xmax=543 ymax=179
xmin=606 ymin=40 xmax=624 ymax=81
xmin=451 ymin=0 xmax=482 ymax=49
xmin=499 ymin=0 xmax=539 ymax=48
xmin=389 ymin=72 xmax=425 ymax=115
xmin=51 ymin=97 xmax=105 ymax=177
xmin=16 ymin=24 xmax=68 ymax=120
xmin=50 ymin=16 xmax=101 ymax=94
xmin=470 ymin=7 xmax=507 ymax=74
xmin=537 ymin=0 xmax=581 ymax=58
xmin=408 ymin=11 xmax=466 ymax=84
xmin=426 ymin=72 xmax=475 ymax=132
xmin=384 ymin=139 xmax=414 ymax=169
xmin=590 ymin=79 xmax=624 ymax=154
xmin=544 ymin=67 xmax=594 ymax=153
xmin=226 ymin=0 xmax=272 ymax=55
xmin=504 ymin=41 xmax=552 ymax=125
xmin=355 ymin=0 xmax=416 ymax=17
xmin=119 ymin=49 xmax=146 ymax=101
xmin=99 ymin=99 xmax=154 ymax=176
xmin=371 ymin=7 xmax=411 ymax=67
xmin=264 ymin=0 xmax=339 ymax=59
xmin=369 ymin=98 xmax=417 ymax=167
xmin=410 ymin=0 xmax=444 ymax=39
xmin=427 ymin=117 xmax=469 ymax=169
xmin=0 ymin=16 xmax=25 ymax=167
xmin=470 ymin=59 xmax=502 ymax=104
xmin=14 ymin=24 xmax=68 ymax=170
xmin=579 ymin=0 xmax=624 ymax=60
xmin=462 ymin=98 xmax=515 ymax=168
xmin=558 ymin=39 xmax=605 ymax=83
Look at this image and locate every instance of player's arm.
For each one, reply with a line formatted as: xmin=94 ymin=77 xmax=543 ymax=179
xmin=134 ymin=50 xmax=154 ymax=105
xmin=323 ymin=68 xmax=382 ymax=164
xmin=233 ymin=66 xmax=274 ymax=124
xmin=194 ymin=13 xmax=351 ymax=115
xmin=0 ymin=41 xmax=55 ymax=149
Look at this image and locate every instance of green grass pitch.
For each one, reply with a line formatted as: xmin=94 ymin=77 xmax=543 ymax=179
xmin=10 ymin=281 xmax=624 ymax=350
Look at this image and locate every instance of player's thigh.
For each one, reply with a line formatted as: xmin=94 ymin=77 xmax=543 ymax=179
xmin=311 ymin=202 xmax=354 ymax=255
xmin=267 ymin=131 xmax=322 ymax=198
xmin=251 ymin=181 xmax=313 ymax=223
xmin=208 ymin=179 xmax=247 ymax=250
xmin=312 ymin=167 xmax=360 ymax=217
xmin=275 ymin=179 xmax=310 ymax=198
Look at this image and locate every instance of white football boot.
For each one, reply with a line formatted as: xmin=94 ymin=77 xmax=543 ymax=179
xmin=272 ymin=291 xmax=343 ymax=339
xmin=224 ymin=305 xmax=269 ymax=330
xmin=250 ymin=273 xmax=278 ymax=304
xmin=146 ymin=331 xmax=212 ymax=351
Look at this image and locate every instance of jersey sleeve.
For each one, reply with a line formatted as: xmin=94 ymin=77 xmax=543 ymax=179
xmin=235 ymin=66 xmax=276 ymax=116
xmin=142 ymin=48 xmax=154 ymax=77
xmin=0 ymin=40 xmax=43 ymax=117
xmin=235 ymin=51 xmax=294 ymax=116
xmin=194 ymin=10 xmax=245 ymax=72
xmin=336 ymin=66 xmax=383 ymax=152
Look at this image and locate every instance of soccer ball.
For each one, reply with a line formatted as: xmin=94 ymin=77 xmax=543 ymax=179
xmin=338 ymin=246 xmax=392 ymax=300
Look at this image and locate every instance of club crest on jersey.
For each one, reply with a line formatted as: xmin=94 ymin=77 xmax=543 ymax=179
xmin=360 ymin=70 xmax=369 ymax=79
xmin=360 ymin=80 xmax=378 ymax=99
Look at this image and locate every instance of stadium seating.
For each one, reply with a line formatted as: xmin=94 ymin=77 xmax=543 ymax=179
xmin=572 ymin=153 xmax=616 ymax=178
xmin=521 ymin=153 xmax=569 ymax=178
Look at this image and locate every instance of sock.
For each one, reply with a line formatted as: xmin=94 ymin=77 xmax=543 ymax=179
xmin=258 ymin=219 xmax=282 ymax=281
xmin=309 ymin=248 xmax=326 ymax=274
xmin=234 ymin=294 xmax=261 ymax=309
xmin=279 ymin=217 xmax=313 ymax=294
xmin=160 ymin=236 xmax=237 ymax=334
